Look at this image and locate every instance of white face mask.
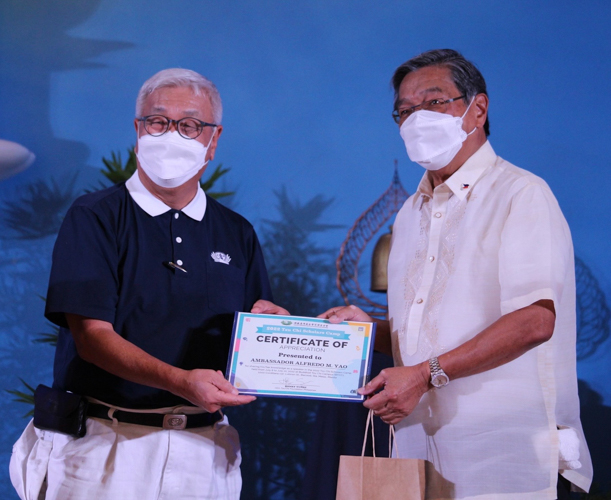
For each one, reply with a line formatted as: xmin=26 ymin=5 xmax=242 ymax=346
xmin=136 ymin=130 xmax=215 ymax=188
xmin=399 ymin=98 xmax=475 ymax=171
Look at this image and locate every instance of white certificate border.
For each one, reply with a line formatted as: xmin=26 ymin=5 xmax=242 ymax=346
xmin=225 ymin=312 xmax=376 ymax=402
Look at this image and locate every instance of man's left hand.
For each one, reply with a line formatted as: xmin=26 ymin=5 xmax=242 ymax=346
xmin=250 ymin=299 xmax=290 ymax=315
xmin=359 ymin=363 xmax=430 ymax=425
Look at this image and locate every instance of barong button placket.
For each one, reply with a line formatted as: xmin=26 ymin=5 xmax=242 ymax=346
xmin=402 ymin=187 xmax=451 ymax=355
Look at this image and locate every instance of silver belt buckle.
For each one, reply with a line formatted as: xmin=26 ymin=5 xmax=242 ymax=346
xmin=163 ymin=414 xmax=187 ymax=430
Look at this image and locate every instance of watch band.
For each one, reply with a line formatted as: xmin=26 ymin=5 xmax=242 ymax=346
xmin=429 ymin=357 xmax=449 ymax=388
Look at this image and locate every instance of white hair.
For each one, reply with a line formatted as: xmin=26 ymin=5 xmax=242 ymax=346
xmin=135 ymin=68 xmax=223 ymax=124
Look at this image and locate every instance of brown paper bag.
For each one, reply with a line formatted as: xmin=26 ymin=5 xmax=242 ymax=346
xmin=336 ymin=410 xmax=426 ymax=500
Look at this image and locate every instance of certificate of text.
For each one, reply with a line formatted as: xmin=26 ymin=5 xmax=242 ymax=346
xmin=226 ymin=313 xmax=376 ymax=402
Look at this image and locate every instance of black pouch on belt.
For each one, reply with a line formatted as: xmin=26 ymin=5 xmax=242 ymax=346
xmin=33 ymin=384 xmax=88 ymax=438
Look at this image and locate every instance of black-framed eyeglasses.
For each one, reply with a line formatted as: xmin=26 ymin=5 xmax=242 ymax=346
xmin=137 ymin=115 xmax=218 ymax=140
xmin=392 ymin=95 xmax=466 ymax=124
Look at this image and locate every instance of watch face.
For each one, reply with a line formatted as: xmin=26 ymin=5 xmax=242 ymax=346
xmin=432 ymin=373 xmax=449 ymax=388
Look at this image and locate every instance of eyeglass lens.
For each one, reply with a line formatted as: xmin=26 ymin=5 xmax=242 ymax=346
xmin=396 ymin=99 xmax=449 ymax=123
xmin=143 ymin=116 xmax=204 ymax=139
xmin=394 ymin=96 xmax=465 ymax=124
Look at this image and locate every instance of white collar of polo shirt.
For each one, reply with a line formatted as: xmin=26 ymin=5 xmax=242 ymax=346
xmin=125 ymin=171 xmax=207 ymax=221
xmin=412 ymin=140 xmax=495 ymax=207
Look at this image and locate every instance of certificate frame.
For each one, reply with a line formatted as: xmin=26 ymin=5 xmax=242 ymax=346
xmin=226 ymin=312 xmax=376 ymax=402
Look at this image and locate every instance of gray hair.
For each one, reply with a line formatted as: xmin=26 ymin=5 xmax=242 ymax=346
xmin=135 ymin=68 xmax=223 ymax=124
xmin=392 ymin=49 xmax=490 ymax=136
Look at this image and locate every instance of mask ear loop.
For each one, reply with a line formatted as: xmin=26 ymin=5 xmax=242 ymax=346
xmin=200 ymin=127 xmax=217 ymax=168
xmin=460 ymin=97 xmax=475 ymax=118
xmin=205 ymin=127 xmax=217 ymax=148
xmin=461 ymin=97 xmax=478 ymax=137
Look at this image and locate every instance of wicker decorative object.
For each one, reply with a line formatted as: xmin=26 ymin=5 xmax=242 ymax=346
xmin=335 ymin=164 xmax=409 ymax=319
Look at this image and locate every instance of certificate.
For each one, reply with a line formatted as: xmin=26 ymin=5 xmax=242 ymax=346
xmin=226 ymin=313 xmax=376 ymax=402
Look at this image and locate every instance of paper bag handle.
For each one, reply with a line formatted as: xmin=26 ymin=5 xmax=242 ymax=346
xmin=362 ymin=409 xmax=400 ymax=458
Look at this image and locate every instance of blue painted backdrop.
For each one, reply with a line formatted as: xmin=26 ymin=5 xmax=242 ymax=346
xmin=1 ymin=1 xmax=610 ymax=497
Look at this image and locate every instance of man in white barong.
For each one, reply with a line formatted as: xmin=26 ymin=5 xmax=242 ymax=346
xmin=321 ymin=49 xmax=592 ymax=499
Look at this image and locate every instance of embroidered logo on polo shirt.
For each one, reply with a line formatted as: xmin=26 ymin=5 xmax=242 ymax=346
xmin=211 ymin=252 xmax=231 ymax=265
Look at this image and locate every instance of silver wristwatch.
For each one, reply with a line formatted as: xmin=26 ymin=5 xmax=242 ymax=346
xmin=429 ymin=357 xmax=449 ymax=388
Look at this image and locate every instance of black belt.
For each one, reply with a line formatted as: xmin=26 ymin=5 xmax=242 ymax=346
xmin=87 ymin=403 xmax=223 ymax=430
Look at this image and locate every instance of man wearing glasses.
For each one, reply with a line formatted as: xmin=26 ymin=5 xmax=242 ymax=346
xmin=322 ymin=49 xmax=592 ymax=498
xmin=11 ymin=68 xmax=287 ymax=500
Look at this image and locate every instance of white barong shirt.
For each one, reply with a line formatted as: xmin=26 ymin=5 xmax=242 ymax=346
xmin=387 ymin=141 xmax=592 ymax=499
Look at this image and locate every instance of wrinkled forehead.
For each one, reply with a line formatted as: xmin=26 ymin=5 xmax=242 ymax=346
xmin=396 ymin=65 xmax=459 ymax=106
xmin=143 ymin=85 xmax=213 ymax=119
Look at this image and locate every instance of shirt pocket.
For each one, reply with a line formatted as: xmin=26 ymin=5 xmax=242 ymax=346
xmin=206 ymin=263 xmax=246 ymax=314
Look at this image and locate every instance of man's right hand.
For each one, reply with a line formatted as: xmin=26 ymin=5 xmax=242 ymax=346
xmin=177 ymin=369 xmax=256 ymax=413
xmin=358 ymin=364 xmax=430 ymax=425
xmin=66 ymin=314 xmax=256 ymax=413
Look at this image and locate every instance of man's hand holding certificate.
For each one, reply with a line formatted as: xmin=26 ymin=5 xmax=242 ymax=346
xmin=226 ymin=313 xmax=376 ymax=402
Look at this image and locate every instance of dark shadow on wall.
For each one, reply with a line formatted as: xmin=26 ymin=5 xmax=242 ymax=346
xmin=576 ymin=257 xmax=610 ymax=360
xmin=0 ymin=0 xmax=133 ymax=190
xmin=0 ymin=2 xmax=133 ymax=497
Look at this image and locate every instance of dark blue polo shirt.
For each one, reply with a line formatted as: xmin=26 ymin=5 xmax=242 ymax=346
xmin=46 ymin=181 xmax=272 ymax=408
